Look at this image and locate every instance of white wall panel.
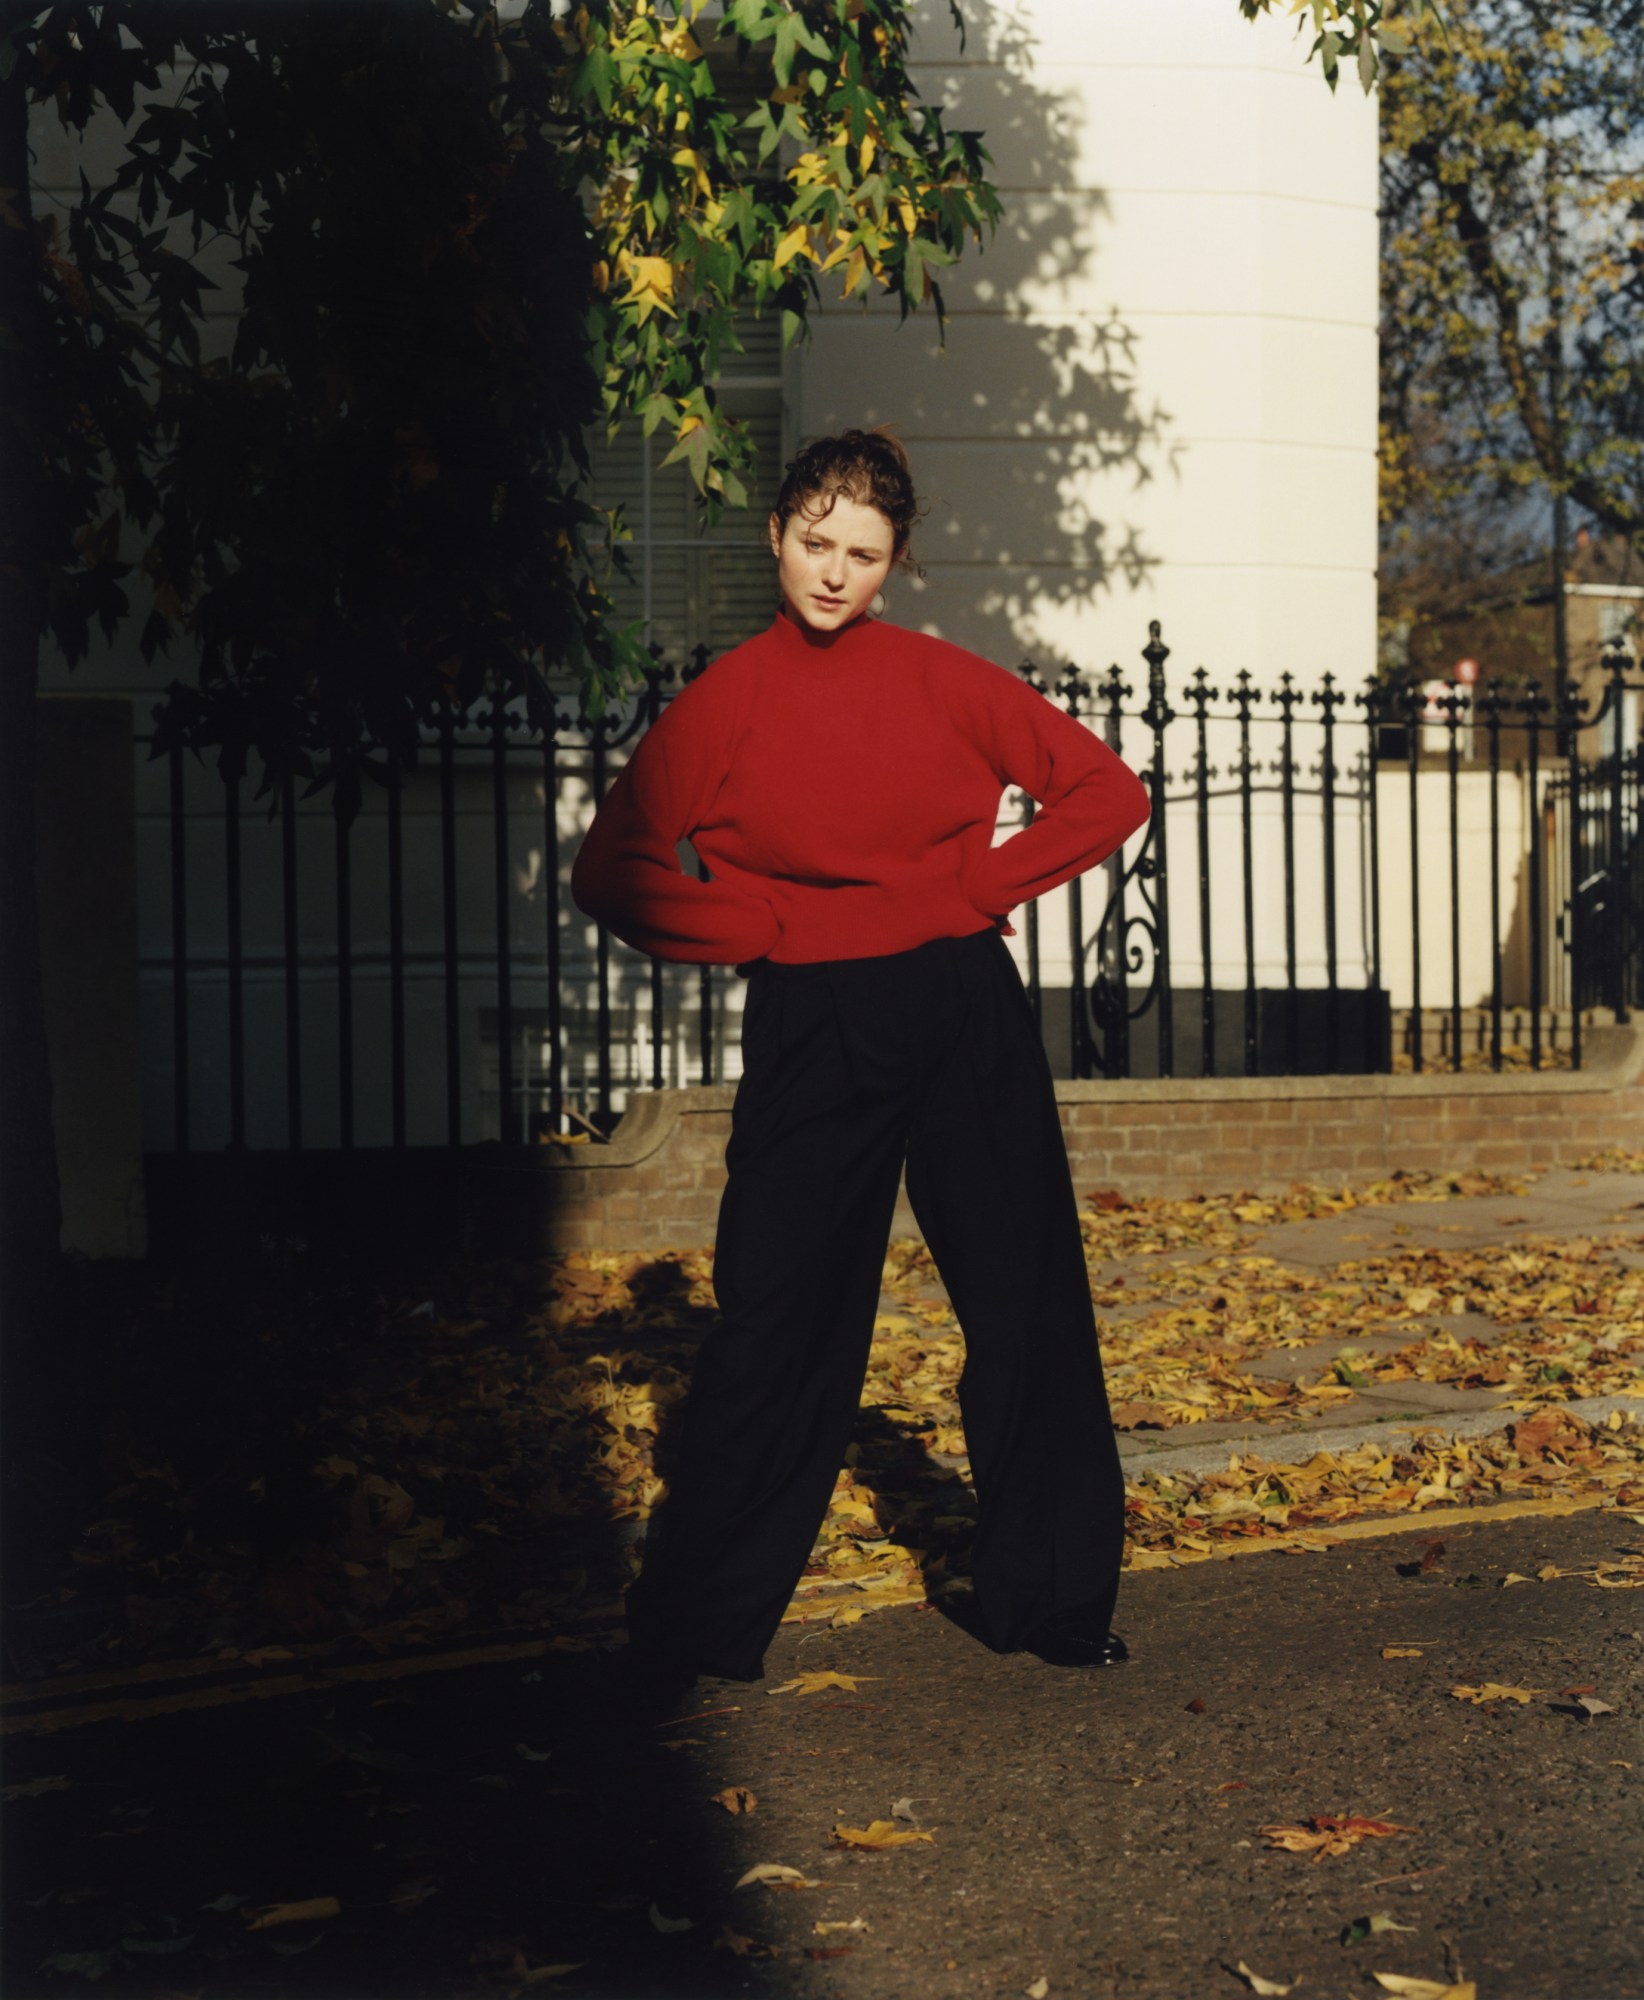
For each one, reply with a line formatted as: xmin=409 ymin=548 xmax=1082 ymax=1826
xmin=804 ymin=0 xmax=1380 ymax=693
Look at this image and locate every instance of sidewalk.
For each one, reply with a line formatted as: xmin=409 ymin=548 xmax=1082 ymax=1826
xmin=3 ymin=1159 xmax=1641 ymax=1999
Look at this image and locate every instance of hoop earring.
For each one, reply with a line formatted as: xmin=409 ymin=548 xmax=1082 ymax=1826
xmin=871 ymin=589 xmax=887 ymax=618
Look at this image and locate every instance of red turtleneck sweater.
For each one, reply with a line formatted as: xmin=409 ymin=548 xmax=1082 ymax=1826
xmin=570 ymin=612 xmax=1151 ymax=966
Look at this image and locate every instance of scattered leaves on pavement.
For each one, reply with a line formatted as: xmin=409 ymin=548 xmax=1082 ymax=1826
xmin=25 ymin=1153 xmax=1644 ymax=1686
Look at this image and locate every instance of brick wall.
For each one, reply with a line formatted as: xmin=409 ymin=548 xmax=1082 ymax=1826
xmin=474 ymin=1025 xmax=1644 ymax=1255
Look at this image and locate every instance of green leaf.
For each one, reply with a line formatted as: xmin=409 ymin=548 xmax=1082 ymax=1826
xmin=573 ymin=47 xmax=614 ymax=112
xmin=771 ymin=10 xmax=832 ymax=87
xmin=725 ymin=0 xmax=777 ymax=43
xmin=658 ymin=423 xmax=714 ymax=493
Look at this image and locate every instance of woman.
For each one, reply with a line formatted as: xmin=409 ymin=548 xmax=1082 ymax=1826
xmin=571 ymin=429 xmax=1150 ymax=1702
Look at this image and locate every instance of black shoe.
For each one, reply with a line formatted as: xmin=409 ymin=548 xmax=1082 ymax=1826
xmin=1023 ymin=1615 xmax=1130 ymax=1669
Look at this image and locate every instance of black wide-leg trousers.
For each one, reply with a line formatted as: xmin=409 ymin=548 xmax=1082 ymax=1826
xmin=625 ymin=926 xmax=1126 ymax=1680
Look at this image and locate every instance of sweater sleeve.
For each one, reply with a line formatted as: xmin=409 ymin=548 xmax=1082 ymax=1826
xmin=569 ymin=664 xmax=783 ymax=966
xmin=955 ymin=655 xmax=1151 ymax=918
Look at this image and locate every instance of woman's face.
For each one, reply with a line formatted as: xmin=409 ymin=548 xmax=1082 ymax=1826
xmin=768 ymin=493 xmax=899 ymax=636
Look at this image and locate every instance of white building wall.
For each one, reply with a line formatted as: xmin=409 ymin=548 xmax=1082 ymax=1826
xmin=802 ymin=0 xmax=1380 ymax=684
xmin=803 ymin=0 xmax=1382 ymax=1010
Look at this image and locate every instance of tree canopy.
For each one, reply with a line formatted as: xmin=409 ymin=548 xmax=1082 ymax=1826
xmin=6 ymin=0 xmax=1414 ymax=808
xmin=1379 ymin=0 xmax=1644 ymax=612
xmin=9 ymin=0 xmax=1007 ymax=809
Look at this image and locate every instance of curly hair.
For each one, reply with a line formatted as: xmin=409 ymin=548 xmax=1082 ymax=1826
xmin=770 ymin=427 xmax=925 ymax=574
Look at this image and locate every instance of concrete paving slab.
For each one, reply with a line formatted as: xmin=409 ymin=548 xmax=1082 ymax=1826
xmin=1116 ymin=1391 xmax=1642 ymax=1481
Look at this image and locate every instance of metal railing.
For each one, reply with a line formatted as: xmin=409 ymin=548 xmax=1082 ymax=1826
xmin=139 ymin=630 xmax=1642 ymax=1152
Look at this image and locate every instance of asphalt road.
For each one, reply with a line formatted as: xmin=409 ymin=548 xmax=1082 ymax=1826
xmin=6 ymin=1506 xmax=1641 ymax=2000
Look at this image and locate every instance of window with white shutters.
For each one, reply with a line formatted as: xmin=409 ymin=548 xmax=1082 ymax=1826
xmin=587 ymin=327 xmax=786 ymax=666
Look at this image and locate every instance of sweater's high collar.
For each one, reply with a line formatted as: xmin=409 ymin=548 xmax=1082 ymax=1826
xmin=766 ymin=605 xmax=885 ymax=661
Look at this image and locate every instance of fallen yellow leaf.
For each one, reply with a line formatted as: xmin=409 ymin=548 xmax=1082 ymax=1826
xmin=831 ymin=1819 xmax=935 ymax=1850
xmin=712 ymin=1786 xmax=757 ymax=1815
xmin=734 ymin=1862 xmax=821 ymax=1891
xmin=245 ymin=1897 xmax=341 ymax=1930
xmin=1370 ymin=1977 xmax=1477 ymax=2000
xmin=1259 ymin=1815 xmax=1416 ymax=1860
xmin=1450 ymin=1683 xmax=1547 ymax=1704
xmin=508 ymin=1954 xmax=590 ymax=1985
xmin=765 ymin=1671 xmax=879 ymax=1697
xmin=1382 ymin=1647 xmax=1423 ymax=1659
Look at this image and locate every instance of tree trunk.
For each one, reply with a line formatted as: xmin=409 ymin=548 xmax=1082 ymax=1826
xmin=0 ymin=68 xmax=71 ymax=1585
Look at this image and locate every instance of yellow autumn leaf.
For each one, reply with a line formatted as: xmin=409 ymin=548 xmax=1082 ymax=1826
xmin=859 ymin=132 xmax=876 ymax=172
xmin=1370 ymin=1977 xmax=1477 ymax=2000
xmin=618 ymin=254 xmax=676 ymax=321
xmin=508 ymin=1955 xmax=590 ymax=1985
xmin=671 ymin=147 xmax=711 ymax=195
xmin=712 ymin=1785 xmax=757 ymax=1814
xmin=658 ymin=19 xmax=702 ymax=58
xmin=1382 ymin=1646 xmax=1423 ymax=1659
xmin=772 ymin=224 xmax=812 ymax=271
xmin=1450 ymin=1683 xmax=1547 ymax=1704
xmin=831 ymin=1819 xmax=935 ymax=1850
xmin=244 ymin=1897 xmax=341 ymax=1930
xmin=765 ymin=1670 xmax=878 ymax=1696
xmin=734 ymin=1862 xmax=821 ymax=1890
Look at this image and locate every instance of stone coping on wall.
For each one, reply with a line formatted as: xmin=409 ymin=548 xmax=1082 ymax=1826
xmin=526 ymin=1022 xmax=1644 ymax=1178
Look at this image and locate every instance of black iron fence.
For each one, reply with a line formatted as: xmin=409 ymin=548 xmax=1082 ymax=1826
xmin=138 ymin=629 xmax=1642 ymax=1153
